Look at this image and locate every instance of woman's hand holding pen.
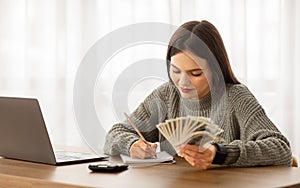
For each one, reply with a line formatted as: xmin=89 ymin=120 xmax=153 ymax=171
xmin=130 ymin=140 xmax=157 ymax=159
xmin=124 ymin=113 xmax=157 ymax=159
xmin=179 ymin=144 xmax=217 ymax=170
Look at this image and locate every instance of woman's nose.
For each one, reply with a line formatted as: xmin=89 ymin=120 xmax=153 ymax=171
xmin=179 ymin=73 xmax=192 ymax=86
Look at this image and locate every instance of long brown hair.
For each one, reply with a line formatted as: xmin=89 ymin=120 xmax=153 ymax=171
xmin=166 ymin=20 xmax=240 ymax=85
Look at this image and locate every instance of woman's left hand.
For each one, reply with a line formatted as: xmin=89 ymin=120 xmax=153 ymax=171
xmin=179 ymin=144 xmax=217 ymax=170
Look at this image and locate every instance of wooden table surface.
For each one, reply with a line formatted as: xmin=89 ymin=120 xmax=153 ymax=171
xmin=0 ymin=156 xmax=300 ymax=188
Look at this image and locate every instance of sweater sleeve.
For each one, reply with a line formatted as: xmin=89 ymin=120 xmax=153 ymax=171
xmin=223 ymin=85 xmax=292 ymax=166
xmin=103 ymin=83 xmax=169 ymax=156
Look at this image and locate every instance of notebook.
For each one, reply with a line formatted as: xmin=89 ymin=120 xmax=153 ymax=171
xmin=0 ymin=97 xmax=108 ymax=165
xmin=120 ymin=151 xmax=175 ymax=165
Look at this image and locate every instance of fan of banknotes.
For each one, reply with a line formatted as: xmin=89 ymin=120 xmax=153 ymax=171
xmin=156 ymin=116 xmax=223 ymax=153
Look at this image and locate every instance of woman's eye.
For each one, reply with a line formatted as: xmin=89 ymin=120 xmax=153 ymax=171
xmin=191 ymin=72 xmax=203 ymax=77
xmin=171 ymin=69 xmax=180 ymax=74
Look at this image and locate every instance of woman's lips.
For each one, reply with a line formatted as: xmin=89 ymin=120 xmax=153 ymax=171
xmin=180 ymin=87 xmax=194 ymax=93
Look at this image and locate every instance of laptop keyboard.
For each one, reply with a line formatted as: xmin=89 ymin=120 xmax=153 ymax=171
xmin=55 ymin=151 xmax=97 ymax=161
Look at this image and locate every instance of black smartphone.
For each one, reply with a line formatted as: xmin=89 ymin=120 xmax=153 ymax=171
xmin=88 ymin=162 xmax=128 ymax=172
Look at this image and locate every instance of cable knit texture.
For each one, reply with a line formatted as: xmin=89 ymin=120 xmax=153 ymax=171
xmin=104 ymin=82 xmax=292 ymax=167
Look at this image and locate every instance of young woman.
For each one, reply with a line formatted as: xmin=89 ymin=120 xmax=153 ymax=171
xmin=104 ymin=20 xmax=292 ymax=170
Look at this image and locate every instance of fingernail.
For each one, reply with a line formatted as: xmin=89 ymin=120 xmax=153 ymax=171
xmin=178 ymin=152 xmax=184 ymax=157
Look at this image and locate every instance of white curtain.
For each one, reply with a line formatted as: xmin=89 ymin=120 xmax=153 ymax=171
xmin=0 ymin=0 xmax=299 ymax=160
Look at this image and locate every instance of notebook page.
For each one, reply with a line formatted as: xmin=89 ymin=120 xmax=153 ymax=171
xmin=120 ymin=151 xmax=174 ymax=164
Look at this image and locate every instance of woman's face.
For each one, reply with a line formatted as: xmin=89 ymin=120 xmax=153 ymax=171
xmin=170 ymin=52 xmax=212 ymax=99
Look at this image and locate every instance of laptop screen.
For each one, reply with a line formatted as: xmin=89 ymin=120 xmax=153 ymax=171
xmin=0 ymin=97 xmax=57 ymax=164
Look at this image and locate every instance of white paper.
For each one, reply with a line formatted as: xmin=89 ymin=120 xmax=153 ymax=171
xmin=120 ymin=151 xmax=174 ymax=164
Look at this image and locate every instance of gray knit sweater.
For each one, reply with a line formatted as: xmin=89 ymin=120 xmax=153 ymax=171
xmin=104 ymin=82 xmax=292 ymax=167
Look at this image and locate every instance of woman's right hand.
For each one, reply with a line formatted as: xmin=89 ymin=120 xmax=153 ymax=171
xmin=130 ymin=139 xmax=157 ymax=159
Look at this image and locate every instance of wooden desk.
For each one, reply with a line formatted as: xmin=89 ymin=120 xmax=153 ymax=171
xmin=0 ymin=156 xmax=300 ymax=188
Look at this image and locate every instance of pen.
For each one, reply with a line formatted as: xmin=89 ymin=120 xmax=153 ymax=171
xmin=124 ymin=112 xmax=157 ymax=158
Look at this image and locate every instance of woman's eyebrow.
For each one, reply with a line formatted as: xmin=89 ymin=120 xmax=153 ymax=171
xmin=188 ymin=68 xmax=203 ymax=72
xmin=170 ymin=64 xmax=203 ymax=72
xmin=170 ymin=64 xmax=180 ymax=69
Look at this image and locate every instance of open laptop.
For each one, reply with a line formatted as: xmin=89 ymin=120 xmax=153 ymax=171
xmin=0 ymin=97 xmax=108 ymax=165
